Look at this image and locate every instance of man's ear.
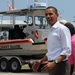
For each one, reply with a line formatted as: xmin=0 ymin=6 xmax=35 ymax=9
xmin=57 ymin=13 xmax=59 ymax=17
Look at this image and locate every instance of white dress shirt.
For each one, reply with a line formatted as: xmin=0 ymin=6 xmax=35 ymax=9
xmin=46 ymin=21 xmax=71 ymax=61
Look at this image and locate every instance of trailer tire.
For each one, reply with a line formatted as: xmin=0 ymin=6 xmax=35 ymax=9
xmin=0 ymin=58 xmax=9 ymax=72
xmin=9 ymin=58 xmax=21 ymax=72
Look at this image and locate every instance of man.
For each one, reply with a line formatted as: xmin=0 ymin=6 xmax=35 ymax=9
xmin=32 ymin=6 xmax=71 ymax=75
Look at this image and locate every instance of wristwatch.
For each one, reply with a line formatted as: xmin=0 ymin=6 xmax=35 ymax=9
xmin=73 ymin=72 xmax=75 ymax=75
xmin=53 ymin=60 xmax=59 ymax=64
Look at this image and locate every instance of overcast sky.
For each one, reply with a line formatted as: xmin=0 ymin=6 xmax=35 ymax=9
xmin=0 ymin=0 xmax=75 ymax=22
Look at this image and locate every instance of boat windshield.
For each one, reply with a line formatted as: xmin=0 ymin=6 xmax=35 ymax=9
xmin=35 ymin=16 xmax=47 ymax=26
xmin=27 ymin=16 xmax=47 ymax=27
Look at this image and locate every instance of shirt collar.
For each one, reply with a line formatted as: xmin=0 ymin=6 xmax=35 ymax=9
xmin=52 ymin=21 xmax=60 ymax=29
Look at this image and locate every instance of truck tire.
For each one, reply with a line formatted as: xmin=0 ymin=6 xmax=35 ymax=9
xmin=9 ymin=58 xmax=21 ymax=72
xmin=0 ymin=58 xmax=9 ymax=71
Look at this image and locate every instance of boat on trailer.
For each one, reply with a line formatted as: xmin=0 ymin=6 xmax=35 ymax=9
xmin=0 ymin=1 xmax=49 ymax=72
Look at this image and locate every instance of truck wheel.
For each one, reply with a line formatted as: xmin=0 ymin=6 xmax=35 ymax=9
xmin=9 ymin=58 xmax=21 ymax=72
xmin=0 ymin=58 xmax=9 ymax=71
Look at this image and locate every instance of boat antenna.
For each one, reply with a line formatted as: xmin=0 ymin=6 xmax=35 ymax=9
xmin=12 ymin=0 xmax=14 ymax=9
xmin=12 ymin=0 xmax=15 ymax=25
xmin=27 ymin=0 xmax=29 ymax=8
xmin=34 ymin=0 xmax=38 ymax=7
xmin=34 ymin=0 xmax=38 ymax=2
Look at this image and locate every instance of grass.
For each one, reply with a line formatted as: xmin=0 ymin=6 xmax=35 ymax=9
xmin=22 ymin=64 xmax=30 ymax=69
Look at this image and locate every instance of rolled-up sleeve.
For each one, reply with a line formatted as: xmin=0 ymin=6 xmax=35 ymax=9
xmin=60 ymin=27 xmax=71 ymax=58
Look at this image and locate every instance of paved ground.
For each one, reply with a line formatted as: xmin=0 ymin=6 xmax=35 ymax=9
xmin=0 ymin=69 xmax=49 ymax=75
xmin=0 ymin=72 xmax=48 ymax=75
xmin=0 ymin=64 xmax=49 ymax=75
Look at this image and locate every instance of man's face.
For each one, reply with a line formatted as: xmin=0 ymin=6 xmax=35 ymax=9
xmin=45 ymin=8 xmax=58 ymax=26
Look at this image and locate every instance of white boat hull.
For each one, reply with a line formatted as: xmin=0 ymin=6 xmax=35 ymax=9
xmin=0 ymin=39 xmax=47 ymax=56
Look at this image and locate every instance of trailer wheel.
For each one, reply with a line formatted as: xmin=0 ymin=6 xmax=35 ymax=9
xmin=9 ymin=58 xmax=21 ymax=72
xmin=0 ymin=58 xmax=9 ymax=71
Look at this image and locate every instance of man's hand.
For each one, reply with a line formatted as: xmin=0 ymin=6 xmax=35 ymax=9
xmin=41 ymin=61 xmax=56 ymax=72
xmin=32 ymin=61 xmax=41 ymax=72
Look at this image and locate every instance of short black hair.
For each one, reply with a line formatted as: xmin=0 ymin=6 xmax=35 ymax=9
xmin=46 ymin=6 xmax=58 ymax=14
xmin=65 ymin=22 xmax=75 ymax=35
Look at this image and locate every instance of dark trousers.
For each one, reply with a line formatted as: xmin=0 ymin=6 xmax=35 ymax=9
xmin=70 ymin=64 xmax=74 ymax=75
xmin=49 ymin=61 xmax=70 ymax=75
